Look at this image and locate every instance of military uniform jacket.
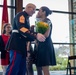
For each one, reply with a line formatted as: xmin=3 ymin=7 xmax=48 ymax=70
xmin=5 ymin=11 xmax=37 ymax=56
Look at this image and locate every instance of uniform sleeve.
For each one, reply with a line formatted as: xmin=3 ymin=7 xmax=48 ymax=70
xmin=15 ymin=13 xmax=37 ymax=41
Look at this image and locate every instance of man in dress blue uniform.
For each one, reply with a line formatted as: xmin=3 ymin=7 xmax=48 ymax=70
xmin=5 ymin=3 xmax=46 ymax=75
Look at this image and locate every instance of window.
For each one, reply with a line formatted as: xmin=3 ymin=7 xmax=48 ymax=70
xmin=0 ymin=0 xmax=15 ymax=34
xmin=23 ymin=0 xmax=69 ymax=43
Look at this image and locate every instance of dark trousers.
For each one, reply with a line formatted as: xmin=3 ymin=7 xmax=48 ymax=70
xmin=5 ymin=50 xmax=26 ymax=75
xmin=26 ymin=61 xmax=34 ymax=75
xmin=26 ymin=61 xmax=42 ymax=75
xmin=36 ymin=66 xmax=42 ymax=75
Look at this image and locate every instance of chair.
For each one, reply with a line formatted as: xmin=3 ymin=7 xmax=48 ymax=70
xmin=66 ymin=55 xmax=76 ymax=75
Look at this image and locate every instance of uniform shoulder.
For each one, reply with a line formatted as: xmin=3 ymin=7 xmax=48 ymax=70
xmin=16 ymin=11 xmax=24 ymax=16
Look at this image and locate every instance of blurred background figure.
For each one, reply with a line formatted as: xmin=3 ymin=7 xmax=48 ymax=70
xmin=26 ymin=41 xmax=34 ymax=75
xmin=26 ymin=25 xmax=43 ymax=75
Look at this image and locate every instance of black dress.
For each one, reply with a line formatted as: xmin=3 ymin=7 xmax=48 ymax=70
xmin=34 ymin=18 xmax=56 ymax=67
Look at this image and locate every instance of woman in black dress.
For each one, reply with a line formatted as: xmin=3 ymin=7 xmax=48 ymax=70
xmin=34 ymin=6 xmax=56 ymax=75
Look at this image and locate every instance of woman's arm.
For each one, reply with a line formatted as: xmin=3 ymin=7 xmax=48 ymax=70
xmin=44 ymin=26 xmax=50 ymax=38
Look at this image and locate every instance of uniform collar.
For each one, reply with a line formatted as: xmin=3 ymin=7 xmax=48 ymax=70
xmin=23 ymin=11 xmax=29 ymax=17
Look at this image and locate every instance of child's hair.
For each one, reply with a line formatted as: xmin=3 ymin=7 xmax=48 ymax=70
xmin=2 ymin=23 xmax=11 ymax=34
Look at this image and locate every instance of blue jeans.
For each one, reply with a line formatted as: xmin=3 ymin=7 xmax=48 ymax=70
xmin=5 ymin=50 xmax=26 ymax=75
